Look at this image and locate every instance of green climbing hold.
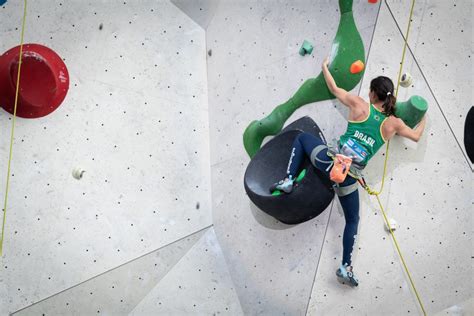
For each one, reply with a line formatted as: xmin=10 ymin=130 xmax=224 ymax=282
xmin=244 ymin=0 xmax=365 ymax=157
xmin=295 ymin=169 xmax=306 ymax=183
xmin=395 ymin=95 xmax=428 ymax=128
xmin=272 ymin=190 xmax=282 ymax=196
xmin=299 ymin=40 xmax=314 ymax=56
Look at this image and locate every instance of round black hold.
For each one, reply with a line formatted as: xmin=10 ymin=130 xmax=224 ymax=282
xmin=244 ymin=116 xmax=334 ymax=225
xmin=465 ymin=106 xmax=474 ymax=163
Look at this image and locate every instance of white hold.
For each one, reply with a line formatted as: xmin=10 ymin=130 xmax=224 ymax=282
xmin=72 ymin=167 xmax=85 ymax=180
xmin=384 ymin=218 xmax=397 ymax=232
xmin=400 ymin=72 xmax=413 ymax=88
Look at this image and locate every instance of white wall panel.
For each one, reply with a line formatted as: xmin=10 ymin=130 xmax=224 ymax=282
xmin=0 ymin=1 xmax=212 ymax=314
xmin=206 ymin=1 xmax=379 ymax=314
xmin=308 ymin=3 xmax=472 ymax=315
xmin=12 ymin=228 xmax=207 ymax=316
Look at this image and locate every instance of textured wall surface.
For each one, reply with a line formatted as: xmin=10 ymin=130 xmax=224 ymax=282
xmin=13 ymin=229 xmax=208 ymax=315
xmin=0 ymin=0 xmax=214 ymax=315
xmin=170 ymin=0 xmax=219 ymax=30
xmin=206 ymin=1 xmax=379 ymax=314
xmin=130 ymin=228 xmax=243 ymax=315
xmin=386 ymin=0 xmax=473 ymax=169
xmin=0 ymin=0 xmax=472 ymax=315
xmin=307 ymin=2 xmax=472 ymax=315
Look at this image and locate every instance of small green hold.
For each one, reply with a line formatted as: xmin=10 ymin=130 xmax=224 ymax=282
xmin=295 ymin=169 xmax=306 ymax=183
xmin=299 ymin=40 xmax=314 ymax=56
xmin=272 ymin=190 xmax=282 ymax=196
xmin=395 ymin=95 xmax=428 ymax=128
xmin=243 ymin=0 xmax=365 ymax=157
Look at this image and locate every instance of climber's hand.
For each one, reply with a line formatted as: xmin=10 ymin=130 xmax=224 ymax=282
xmin=322 ymin=57 xmax=330 ymax=69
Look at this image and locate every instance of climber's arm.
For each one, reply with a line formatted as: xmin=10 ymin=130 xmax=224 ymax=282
xmin=394 ymin=115 xmax=427 ymax=142
xmin=322 ymin=57 xmax=364 ymax=108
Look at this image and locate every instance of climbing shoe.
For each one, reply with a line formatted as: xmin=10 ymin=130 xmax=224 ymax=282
xmin=336 ymin=263 xmax=359 ymax=287
xmin=270 ymin=176 xmax=294 ymax=194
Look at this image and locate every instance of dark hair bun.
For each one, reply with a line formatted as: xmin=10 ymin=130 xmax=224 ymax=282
xmin=370 ymin=76 xmax=397 ymax=116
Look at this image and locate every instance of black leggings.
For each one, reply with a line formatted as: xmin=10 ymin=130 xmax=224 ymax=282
xmin=286 ymin=133 xmax=360 ymax=266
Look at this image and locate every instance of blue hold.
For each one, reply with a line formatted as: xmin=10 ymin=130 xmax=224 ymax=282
xmin=0 ymin=0 xmax=7 ymax=6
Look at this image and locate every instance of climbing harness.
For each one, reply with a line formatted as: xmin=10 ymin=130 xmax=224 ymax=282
xmin=359 ymin=1 xmax=427 ymax=315
xmin=326 ymin=140 xmax=366 ymax=178
xmin=308 ymin=141 xmax=362 ymax=198
xmin=0 ymin=0 xmax=28 ymax=256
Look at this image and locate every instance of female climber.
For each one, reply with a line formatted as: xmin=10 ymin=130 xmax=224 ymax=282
xmin=270 ymin=57 xmax=427 ymax=287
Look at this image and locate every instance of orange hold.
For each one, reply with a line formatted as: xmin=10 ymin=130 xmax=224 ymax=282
xmin=350 ymin=60 xmax=365 ymax=74
xmin=368 ymin=0 xmax=378 ymax=3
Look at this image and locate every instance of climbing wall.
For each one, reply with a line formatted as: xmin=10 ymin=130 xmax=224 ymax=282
xmin=0 ymin=0 xmax=228 ymax=314
xmin=307 ymin=1 xmax=472 ymax=314
xmin=387 ymin=0 xmax=473 ymax=170
xmin=206 ymin=1 xmax=379 ymax=314
xmin=206 ymin=0 xmax=472 ymax=315
xmin=0 ymin=0 xmax=472 ymax=315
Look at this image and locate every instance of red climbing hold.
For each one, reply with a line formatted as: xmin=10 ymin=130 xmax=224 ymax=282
xmin=350 ymin=60 xmax=365 ymax=74
xmin=0 ymin=43 xmax=69 ymax=118
xmin=368 ymin=0 xmax=378 ymax=4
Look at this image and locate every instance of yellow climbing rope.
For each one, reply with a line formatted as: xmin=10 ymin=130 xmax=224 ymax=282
xmin=0 ymin=0 xmax=28 ymax=257
xmin=360 ymin=0 xmax=427 ymax=315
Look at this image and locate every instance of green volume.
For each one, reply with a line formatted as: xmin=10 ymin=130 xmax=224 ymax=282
xmin=243 ymin=0 xmax=366 ymax=157
xmin=395 ymin=95 xmax=428 ymax=128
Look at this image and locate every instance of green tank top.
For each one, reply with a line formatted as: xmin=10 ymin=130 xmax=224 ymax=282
xmin=339 ymin=104 xmax=387 ymax=165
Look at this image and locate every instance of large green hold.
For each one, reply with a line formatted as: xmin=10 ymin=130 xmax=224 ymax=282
xmin=243 ymin=0 xmax=365 ymax=157
xmin=395 ymin=95 xmax=428 ymax=128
